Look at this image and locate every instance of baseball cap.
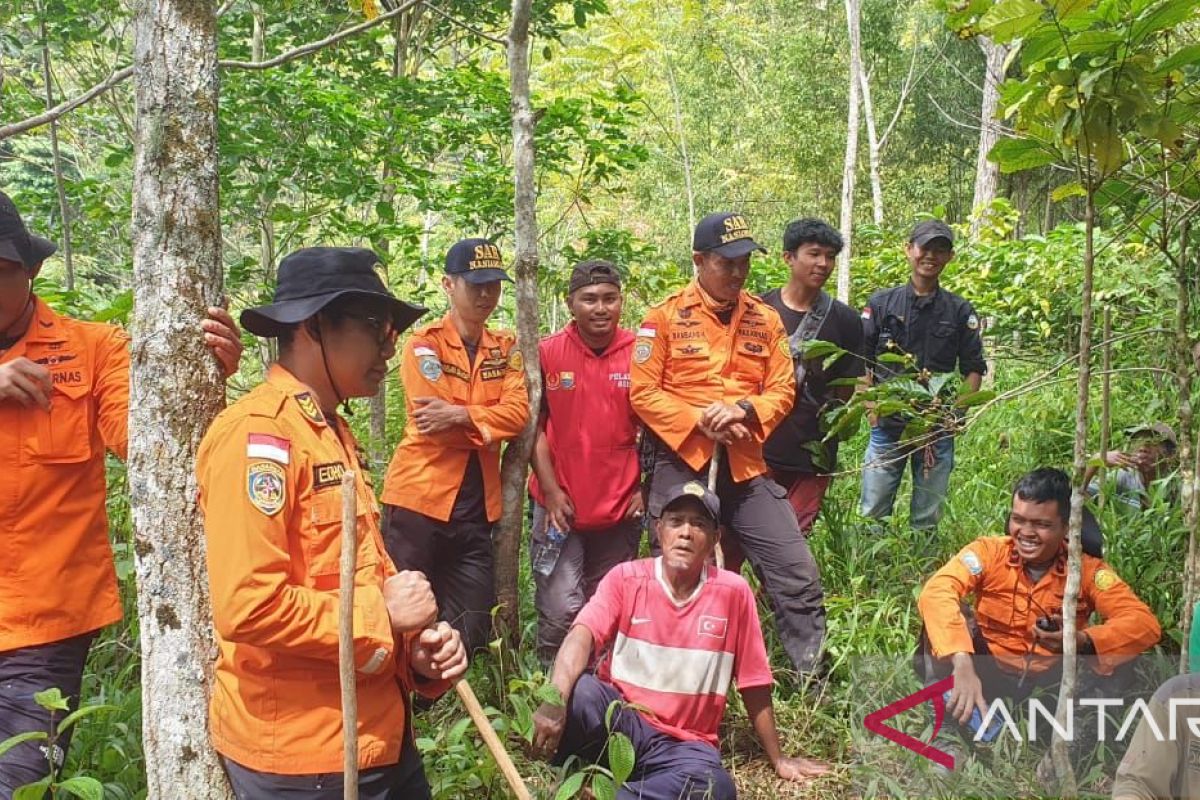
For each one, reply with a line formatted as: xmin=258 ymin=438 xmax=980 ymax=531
xmin=1129 ymin=422 xmax=1177 ymax=449
xmin=241 ymin=247 xmax=426 ymax=337
xmin=692 ymin=212 xmax=767 ymax=258
xmin=568 ymin=259 xmax=622 ymax=294
xmin=909 ymin=219 xmax=954 ymax=248
xmin=444 ymin=237 xmax=513 ymax=284
xmin=0 ymin=191 xmax=57 ymax=269
xmin=661 ymin=481 xmax=721 ymax=524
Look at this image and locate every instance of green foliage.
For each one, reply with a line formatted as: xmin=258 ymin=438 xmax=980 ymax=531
xmin=0 ymin=688 xmax=114 ymax=800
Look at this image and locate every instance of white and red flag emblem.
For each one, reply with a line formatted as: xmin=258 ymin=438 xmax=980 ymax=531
xmin=698 ymin=615 xmax=727 ymax=638
xmin=247 ymin=433 xmax=291 ymax=464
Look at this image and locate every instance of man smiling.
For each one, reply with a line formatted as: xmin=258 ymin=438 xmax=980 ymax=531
xmin=531 ymin=481 xmax=829 ymax=799
xmin=528 ymin=259 xmax=642 ymax=665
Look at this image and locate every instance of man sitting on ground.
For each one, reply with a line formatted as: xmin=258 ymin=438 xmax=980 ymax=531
xmin=531 ymin=481 xmax=830 ymax=800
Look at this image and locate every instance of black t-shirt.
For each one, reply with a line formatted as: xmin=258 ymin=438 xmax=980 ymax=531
xmin=760 ymin=288 xmax=865 ymax=474
xmin=450 ymin=339 xmax=487 ymax=521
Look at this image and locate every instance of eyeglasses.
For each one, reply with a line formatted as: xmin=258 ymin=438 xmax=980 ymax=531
xmin=347 ymin=314 xmax=398 ymax=347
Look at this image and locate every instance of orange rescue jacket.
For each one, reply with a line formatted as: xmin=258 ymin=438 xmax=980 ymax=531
xmin=197 ymin=365 xmax=443 ymax=774
xmin=629 ymin=281 xmax=795 ymax=482
xmin=382 ymin=314 xmax=529 ymax=522
xmin=0 ymin=298 xmax=129 ymax=651
xmin=918 ymin=535 xmax=1160 ymax=676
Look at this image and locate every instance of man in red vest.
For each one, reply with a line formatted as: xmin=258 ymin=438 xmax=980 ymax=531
xmin=528 ymin=260 xmax=643 ymax=664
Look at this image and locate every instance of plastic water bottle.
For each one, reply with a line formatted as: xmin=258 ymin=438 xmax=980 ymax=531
xmin=532 ymin=524 xmax=568 ymax=577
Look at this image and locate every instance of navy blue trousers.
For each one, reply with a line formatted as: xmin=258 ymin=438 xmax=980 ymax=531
xmin=556 ymin=674 xmax=736 ymax=800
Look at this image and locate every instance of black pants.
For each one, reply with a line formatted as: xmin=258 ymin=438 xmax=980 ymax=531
xmin=222 ymin=735 xmax=430 ymax=800
xmin=0 ymin=631 xmax=96 ymax=794
xmin=646 ymin=448 xmax=827 ymax=674
xmin=382 ymin=505 xmax=496 ymax=656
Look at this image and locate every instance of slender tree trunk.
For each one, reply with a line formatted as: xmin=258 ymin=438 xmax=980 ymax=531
xmin=837 ymin=0 xmax=862 ymax=303
xmin=664 ymin=56 xmax=695 ymax=232
xmin=1097 ymin=308 xmax=1112 ymax=508
xmin=129 ymin=0 xmax=231 ymax=796
xmin=1175 ymin=225 xmax=1198 ymax=672
xmin=970 ymin=36 xmax=1010 ymax=237
xmin=496 ymin=0 xmax=541 ymax=645
xmin=857 ymin=64 xmax=883 ymax=224
xmin=1051 ymin=188 xmax=1097 ymax=795
xmin=39 ymin=15 xmax=74 ymax=290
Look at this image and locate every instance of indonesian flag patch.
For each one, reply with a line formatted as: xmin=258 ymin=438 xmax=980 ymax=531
xmin=247 ymin=433 xmax=291 ymax=464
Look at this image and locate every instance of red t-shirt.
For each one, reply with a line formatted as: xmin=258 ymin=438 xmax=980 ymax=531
xmin=573 ymin=558 xmax=773 ymax=747
xmin=528 ymin=324 xmax=639 ymax=530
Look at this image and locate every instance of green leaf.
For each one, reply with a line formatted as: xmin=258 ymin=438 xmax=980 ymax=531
xmin=374 ymin=201 xmax=394 ymax=223
xmin=56 ymin=703 xmax=116 ymax=735
xmin=876 ymin=352 xmax=910 ymax=365
xmin=592 ymin=773 xmax=617 ymax=800
xmin=13 ymin=778 xmax=52 ymax=800
xmin=1053 ymin=0 xmax=1091 ymax=19
xmin=1066 ymin=30 xmax=1123 ymax=55
xmin=56 ymin=776 xmax=104 ymax=800
xmin=1020 ymin=26 xmax=1067 ymax=65
xmin=989 ymin=137 xmax=1057 ymax=173
xmin=1051 ymin=181 xmax=1085 ymax=201
xmin=554 ymin=771 xmax=586 ymax=800
xmin=956 ymin=389 xmax=997 ymax=408
xmin=0 ymin=731 xmax=48 ymax=759
xmin=536 ymin=683 xmax=564 ymax=707
xmin=979 ymin=0 xmax=1046 ymax=42
xmin=1155 ymin=43 xmax=1200 ymax=74
xmin=608 ymin=731 xmax=636 ymax=785
xmin=573 ymin=2 xmax=588 ymax=27
xmin=1132 ymin=0 xmax=1200 ymax=42
xmin=34 ymin=688 xmax=70 ymax=712
xmin=797 ymin=340 xmax=843 ymax=359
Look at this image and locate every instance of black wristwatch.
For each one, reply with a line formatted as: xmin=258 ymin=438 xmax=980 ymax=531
xmin=736 ymin=399 xmax=757 ymax=422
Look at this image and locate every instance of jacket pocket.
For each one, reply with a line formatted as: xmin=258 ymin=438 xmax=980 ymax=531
xmin=30 ymin=382 xmax=92 ymax=463
xmin=305 ymin=490 xmax=378 ymax=590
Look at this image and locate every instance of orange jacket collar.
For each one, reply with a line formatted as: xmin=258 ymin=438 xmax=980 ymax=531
xmin=427 ymin=312 xmax=502 ymax=352
xmin=1003 ymin=535 xmax=1069 ymax=576
xmin=265 ymin=363 xmax=331 ymax=428
xmin=681 ymin=280 xmax=756 ymax=316
xmin=24 ymin=297 xmax=69 ymax=344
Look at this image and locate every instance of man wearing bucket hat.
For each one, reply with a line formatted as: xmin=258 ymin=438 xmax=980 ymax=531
xmin=381 ymin=238 xmax=529 ymax=658
xmin=197 ymin=247 xmax=468 ymax=798
xmin=0 ymin=190 xmax=243 ymax=792
xmin=629 ymin=211 xmax=828 ymax=680
xmin=531 ymin=481 xmax=831 ymax=798
xmin=1085 ymin=422 xmax=1179 ymax=510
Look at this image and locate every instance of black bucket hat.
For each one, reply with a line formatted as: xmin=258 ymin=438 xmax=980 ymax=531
xmin=241 ymin=247 xmax=426 ymax=337
xmin=0 ymin=191 xmax=57 ymax=269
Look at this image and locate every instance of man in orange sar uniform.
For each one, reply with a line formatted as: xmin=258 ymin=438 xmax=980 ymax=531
xmin=0 ymin=190 xmax=242 ymax=792
xmin=197 ymin=247 xmax=468 ymax=798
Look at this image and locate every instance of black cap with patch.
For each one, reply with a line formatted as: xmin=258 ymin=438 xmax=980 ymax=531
xmin=445 ymin=237 xmax=513 ymax=284
xmin=909 ymin=219 xmax=955 ymax=248
xmin=0 ymin=191 xmax=57 ymax=269
xmin=692 ymin=212 xmax=767 ymax=258
xmin=568 ymin=259 xmax=622 ymax=294
xmin=661 ymin=481 xmax=721 ymax=524
xmin=241 ymin=247 xmax=426 ymax=337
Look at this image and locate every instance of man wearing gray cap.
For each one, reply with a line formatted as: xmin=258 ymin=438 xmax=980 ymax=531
xmin=859 ymin=219 xmax=987 ymax=531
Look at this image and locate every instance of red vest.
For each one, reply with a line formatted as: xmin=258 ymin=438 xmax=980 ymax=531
xmin=529 ymin=324 xmax=639 ymax=530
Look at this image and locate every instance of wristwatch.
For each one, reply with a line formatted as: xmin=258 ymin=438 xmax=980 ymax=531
xmin=736 ymin=399 xmax=757 ymax=422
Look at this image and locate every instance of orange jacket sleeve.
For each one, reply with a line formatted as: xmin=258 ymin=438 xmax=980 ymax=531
xmin=1083 ymin=563 xmax=1162 ymax=674
xmin=400 ymin=336 xmax=477 ymax=451
xmin=199 ymin=415 xmax=394 ymax=674
xmin=918 ymin=538 xmax=991 ymax=658
xmin=464 ymin=343 xmax=529 ymax=447
xmin=744 ymin=315 xmax=796 ymax=443
xmin=94 ymin=326 xmax=131 ymax=460
xmin=629 ymin=305 xmax=702 ymax=451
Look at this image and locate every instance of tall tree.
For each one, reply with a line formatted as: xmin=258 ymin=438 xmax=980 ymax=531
xmin=495 ymin=0 xmax=542 ymax=642
xmin=969 ymin=35 xmax=1009 ymax=237
xmin=837 ymin=0 xmax=863 ymax=302
xmin=128 ymin=0 xmax=231 ymax=795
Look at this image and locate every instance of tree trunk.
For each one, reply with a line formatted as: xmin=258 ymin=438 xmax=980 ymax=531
xmin=857 ymin=64 xmax=883 ymax=225
xmin=39 ymin=15 xmax=74 ymax=290
xmin=1175 ymin=224 xmax=1198 ymax=672
xmin=1051 ymin=187 xmax=1097 ymax=795
xmin=129 ymin=0 xmax=231 ymax=796
xmin=664 ymin=56 xmax=695 ymax=232
xmin=495 ymin=0 xmax=542 ymax=645
xmin=837 ymin=0 xmax=862 ymax=303
xmin=970 ymin=36 xmax=1009 ymax=238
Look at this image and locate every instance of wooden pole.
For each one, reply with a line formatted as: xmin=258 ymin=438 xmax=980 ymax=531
xmin=454 ymin=680 xmax=532 ymax=800
xmin=708 ymin=443 xmax=724 ymax=570
xmin=339 ymin=472 xmax=359 ymax=800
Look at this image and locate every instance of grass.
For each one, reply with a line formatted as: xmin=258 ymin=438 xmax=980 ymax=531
xmin=55 ymin=357 xmax=1186 ymax=799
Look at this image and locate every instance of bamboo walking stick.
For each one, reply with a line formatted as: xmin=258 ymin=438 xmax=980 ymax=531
xmin=339 ymin=471 xmax=359 ymax=800
xmin=708 ymin=442 xmax=725 ymax=569
xmin=455 ymin=679 xmax=533 ymax=800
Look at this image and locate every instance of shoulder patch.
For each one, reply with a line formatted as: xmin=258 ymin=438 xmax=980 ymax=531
xmin=419 ymin=355 xmax=442 ymax=381
xmin=294 ymin=392 xmax=324 ymax=425
xmin=960 ymin=550 xmax=983 ymax=575
xmin=508 ymin=349 xmax=523 ymax=371
xmin=247 ymin=461 xmax=285 ymax=516
xmin=1094 ymin=569 xmax=1118 ymax=591
xmin=413 ymin=345 xmax=437 ymax=358
xmin=247 ymin=432 xmax=291 ymax=464
xmin=634 ymin=339 xmax=653 ymax=364
xmin=636 ymin=325 xmax=658 ymax=338
xmin=967 ymin=313 xmax=980 ymax=330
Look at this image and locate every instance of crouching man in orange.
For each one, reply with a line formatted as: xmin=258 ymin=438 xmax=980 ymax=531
xmin=917 ymin=467 xmax=1160 ymax=771
xmin=197 ymin=247 xmax=468 ymax=799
